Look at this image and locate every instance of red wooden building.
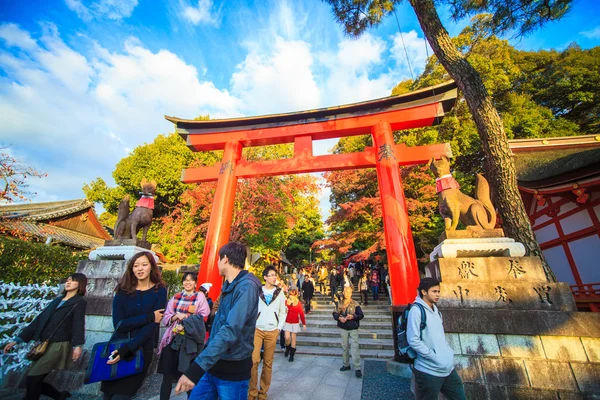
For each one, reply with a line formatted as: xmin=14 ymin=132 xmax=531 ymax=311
xmin=510 ymin=135 xmax=600 ymax=311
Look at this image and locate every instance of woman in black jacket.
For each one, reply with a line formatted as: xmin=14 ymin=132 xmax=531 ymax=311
xmin=101 ymin=251 xmax=167 ymax=400
xmin=3 ymin=273 xmax=88 ymax=400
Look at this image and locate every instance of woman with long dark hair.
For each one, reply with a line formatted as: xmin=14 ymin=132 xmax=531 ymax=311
xmin=157 ymin=272 xmax=210 ymax=400
xmin=101 ymin=251 xmax=167 ymax=400
xmin=3 ymin=273 xmax=88 ymax=400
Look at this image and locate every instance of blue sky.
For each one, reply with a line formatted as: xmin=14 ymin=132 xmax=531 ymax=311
xmin=1 ymin=0 xmax=599 ymax=217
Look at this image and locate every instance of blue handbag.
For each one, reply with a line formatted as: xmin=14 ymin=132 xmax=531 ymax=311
xmin=84 ymin=320 xmax=145 ymax=384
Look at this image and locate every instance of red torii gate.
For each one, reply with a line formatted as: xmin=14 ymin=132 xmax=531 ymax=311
xmin=166 ymin=81 xmax=458 ymax=306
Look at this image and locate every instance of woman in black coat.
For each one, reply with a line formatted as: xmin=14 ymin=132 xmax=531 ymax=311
xmin=3 ymin=273 xmax=88 ymax=400
xmin=101 ymin=251 xmax=167 ymax=400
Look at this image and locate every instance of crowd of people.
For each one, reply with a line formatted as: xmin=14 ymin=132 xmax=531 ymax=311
xmin=3 ymin=243 xmax=465 ymax=400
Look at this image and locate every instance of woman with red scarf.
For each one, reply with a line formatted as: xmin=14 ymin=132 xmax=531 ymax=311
xmin=157 ymin=272 xmax=210 ymax=400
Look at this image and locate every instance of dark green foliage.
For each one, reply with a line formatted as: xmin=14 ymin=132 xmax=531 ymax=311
xmin=161 ymin=269 xmax=183 ymax=298
xmin=0 ymin=236 xmax=87 ymax=285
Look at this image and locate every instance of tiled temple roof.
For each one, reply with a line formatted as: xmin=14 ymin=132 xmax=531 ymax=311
xmin=0 ymin=199 xmax=110 ymax=249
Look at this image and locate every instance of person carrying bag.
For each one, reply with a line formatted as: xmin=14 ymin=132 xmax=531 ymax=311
xmin=3 ymin=273 xmax=88 ymax=400
xmin=100 ymin=251 xmax=167 ymax=400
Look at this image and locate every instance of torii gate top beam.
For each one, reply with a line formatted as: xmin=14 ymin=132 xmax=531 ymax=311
xmin=165 ymin=81 xmax=458 ymax=152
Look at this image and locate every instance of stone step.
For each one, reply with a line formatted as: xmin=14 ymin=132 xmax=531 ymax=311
xmin=307 ymin=314 xmax=392 ymax=322
xmin=297 ymin=327 xmax=394 ymax=340
xmin=307 ymin=320 xmax=392 ymax=329
xmin=312 ymin=291 xmax=389 ymax=297
xmin=289 ymin=345 xmax=395 ymax=359
xmin=307 ymin=309 xmax=391 ymax=316
xmin=293 ymin=335 xmax=394 ymax=350
xmin=312 ymin=300 xmax=391 ymax=306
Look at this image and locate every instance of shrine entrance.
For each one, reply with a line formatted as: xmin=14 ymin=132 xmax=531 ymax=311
xmin=166 ymin=81 xmax=458 ymax=306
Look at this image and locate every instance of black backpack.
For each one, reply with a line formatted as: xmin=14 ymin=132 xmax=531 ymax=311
xmin=396 ymin=302 xmax=426 ymax=363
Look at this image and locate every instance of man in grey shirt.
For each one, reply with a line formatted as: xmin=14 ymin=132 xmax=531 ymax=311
xmin=407 ymin=278 xmax=466 ymax=400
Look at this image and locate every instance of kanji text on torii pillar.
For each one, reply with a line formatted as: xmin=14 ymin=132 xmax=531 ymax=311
xmin=166 ymin=81 xmax=458 ymax=306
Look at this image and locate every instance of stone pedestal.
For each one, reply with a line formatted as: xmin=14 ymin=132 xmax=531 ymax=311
xmin=430 ymin=238 xmax=526 ymax=262
xmin=104 ymin=238 xmax=151 ymax=250
xmin=417 ymin=236 xmax=600 ymax=399
xmin=89 ymin=245 xmax=157 ymax=262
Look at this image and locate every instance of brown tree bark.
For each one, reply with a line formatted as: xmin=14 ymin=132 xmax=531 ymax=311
xmin=408 ymin=0 xmax=556 ymax=282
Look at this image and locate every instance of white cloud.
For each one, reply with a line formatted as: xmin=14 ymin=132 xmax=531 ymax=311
xmin=0 ymin=23 xmax=241 ymax=201
xmin=181 ymin=0 xmax=220 ymax=26
xmin=390 ymin=30 xmax=431 ymax=80
xmin=580 ymin=26 xmax=600 ymax=39
xmin=318 ymin=34 xmax=393 ymax=106
xmin=0 ymin=24 xmax=37 ymax=50
xmin=231 ymin=37 xmax=321 ymax=114
xmin=64 ymin=0 xmax=139 ymax=21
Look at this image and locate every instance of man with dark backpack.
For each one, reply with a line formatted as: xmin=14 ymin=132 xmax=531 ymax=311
xmin=407 ymin=278 xmax=466 ymax=400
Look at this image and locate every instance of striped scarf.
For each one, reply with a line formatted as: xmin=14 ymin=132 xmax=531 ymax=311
xmin=173 ymin=291 xmax=199 ymax=315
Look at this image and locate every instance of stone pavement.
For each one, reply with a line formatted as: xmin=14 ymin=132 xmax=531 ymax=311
xmin=152 ymin=354 xmax=364 ymax=400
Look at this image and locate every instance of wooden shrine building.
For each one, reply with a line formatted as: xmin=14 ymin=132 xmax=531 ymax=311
xmin=510 ymin=135 xmax=600 ymax=311
xmin=0 ymin=199 xmax=112 ymax=249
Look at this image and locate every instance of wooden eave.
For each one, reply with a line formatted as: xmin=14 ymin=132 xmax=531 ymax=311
xmin=509 ymin=134 xmax=600 ymax=192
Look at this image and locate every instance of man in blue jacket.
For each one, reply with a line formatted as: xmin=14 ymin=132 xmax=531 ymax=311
xmin=407 ymin=278 xmax=466 ymax=400
xmin=176 ymin=242 xmax=262 ymax=399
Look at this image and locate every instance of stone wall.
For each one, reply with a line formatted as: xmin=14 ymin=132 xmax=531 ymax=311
xmin=388 ymin=332 xmax=600 ymax=399
xmin=386 ymin=250 xmax=600 ymax=399
xmin=449 ymin=332 xmax=600 ymax=399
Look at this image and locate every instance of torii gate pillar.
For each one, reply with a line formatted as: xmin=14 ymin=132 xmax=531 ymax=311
xmin=372 ymin=121 xmax=420 ymax=304
xmin=199 ymin=140 xmax=242 ymax=290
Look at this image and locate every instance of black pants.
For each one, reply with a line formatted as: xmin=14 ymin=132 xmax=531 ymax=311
xmin=330 ymin=286 xmax=338 ymax=300
xmin=413 ymin=369 xmax=466 ymax=400
xmin=25 ymin=373 xmax=61 ymax=400
xmin=361 ymin=290 xmax=368 ymax=305
xmin=304 ymin=296 xmax=312 ymax=313
xmin=103 ymin=395 xmax=132 ymax=400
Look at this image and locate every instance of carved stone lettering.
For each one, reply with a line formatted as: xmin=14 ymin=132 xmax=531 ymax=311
xmin=109 ymin=261 xmax=121 ymax=275
xmin=458 ymin=261 xmax=478 ymax=279
xmin=453 ymin=285 xmax=470 ymax=304
xmin=494 ymin=285 xmax=513 ymax=304
xmin=507 ymin=259 xmax=526 ymax=279
xmin=533 ymin=285 xmax=553 ymax=304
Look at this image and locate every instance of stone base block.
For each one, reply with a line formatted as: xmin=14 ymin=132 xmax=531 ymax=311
xmin=425 ymin=256 xmax=548 ymax=283
xmin=88 ymin=246 xmax=157 ymax=262
xmin=430 ymin=238 xmax=526 ymax=261
xmin=438 ymin=282 xmax=576 ymax=311
xmin=439 ymin=228 xmax=505 ymax=242
xmin=441 ymin=309 xmax=600 ymax=337
xmin=104 ymin=238 xmax=151 ymax=249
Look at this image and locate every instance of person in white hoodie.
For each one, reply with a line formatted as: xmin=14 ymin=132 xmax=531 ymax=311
xmin=248 ymin=265 xmax=288 ymax=400
xmin=407 ymin=278 xmax=466 ymax=400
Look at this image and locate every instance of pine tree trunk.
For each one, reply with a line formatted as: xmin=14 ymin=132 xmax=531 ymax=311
xmin=408 ymin=0 xmax=556 ymax=282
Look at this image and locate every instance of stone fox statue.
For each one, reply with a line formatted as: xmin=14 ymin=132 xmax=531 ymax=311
xmin=114 ymin=179 xmax=157 ymax=241
xmin=428 ymin=156 xmax=496 ymax=231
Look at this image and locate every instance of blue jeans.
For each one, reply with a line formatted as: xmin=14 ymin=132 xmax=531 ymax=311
xmin=188 ymin=372 xmax=249 ymax=400
xmin=371 ymin=285 xmax=379 ymax=301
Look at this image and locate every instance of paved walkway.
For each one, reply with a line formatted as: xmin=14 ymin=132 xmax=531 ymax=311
xmin=152 ymin=354 xmax=364 ymax=400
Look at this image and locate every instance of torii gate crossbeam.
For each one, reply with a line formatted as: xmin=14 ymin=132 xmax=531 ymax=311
xmin=167 ymin=81 xmax=458 ymax=306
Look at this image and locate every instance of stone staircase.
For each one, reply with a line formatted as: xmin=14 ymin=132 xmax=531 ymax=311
xmin=293 ymin=287 xmax=395 ymax=359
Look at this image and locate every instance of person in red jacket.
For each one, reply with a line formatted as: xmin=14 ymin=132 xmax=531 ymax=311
xmin=282 ymin=289 xmax=306 ymax=362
